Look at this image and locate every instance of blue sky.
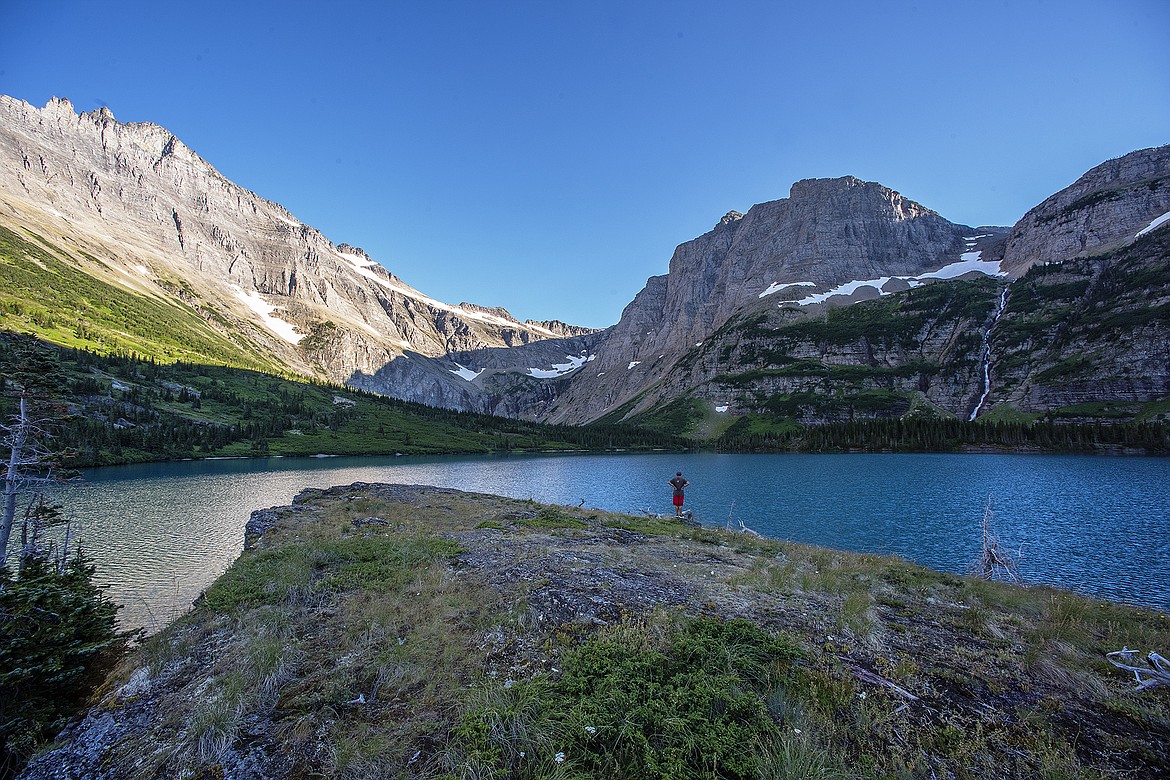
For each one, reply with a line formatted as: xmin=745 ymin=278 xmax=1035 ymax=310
xmin=2 ymin=1 xmax=1168 ymax=328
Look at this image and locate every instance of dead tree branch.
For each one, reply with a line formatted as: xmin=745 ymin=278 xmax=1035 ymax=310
xmin=1107 ymin=647 xmax=1170 ymax=692
xmin=971 ymin=495 xmax=1021 ymax=582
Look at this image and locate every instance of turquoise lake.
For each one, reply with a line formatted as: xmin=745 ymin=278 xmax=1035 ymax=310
xmin=51 ymin=452 xmax=1170 ymax=631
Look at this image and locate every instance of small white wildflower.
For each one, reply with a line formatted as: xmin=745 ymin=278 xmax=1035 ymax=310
xmin=585 ymin=726 xmax=597 ymax=734
xmin=520 ymin=751 xmax=526 ymax=758
xmin=793 ymin=728 xmax=802 ymax=734
xmin=555 ymin=751 xmax=566 ymax=763
xmin=857 ymin=691 xmax=867 ymax=699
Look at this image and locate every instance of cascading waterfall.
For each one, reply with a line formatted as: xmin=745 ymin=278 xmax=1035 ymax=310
xmin=968 ymin=286 xmax=1009 ymax=421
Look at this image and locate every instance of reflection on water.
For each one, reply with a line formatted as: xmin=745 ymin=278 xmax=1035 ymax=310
xmin=53 ymin=452 xmax=1170 ymax=632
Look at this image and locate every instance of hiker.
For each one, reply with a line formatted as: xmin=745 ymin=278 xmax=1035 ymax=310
xmin=668 ymin=471 xmax=689 ymax=517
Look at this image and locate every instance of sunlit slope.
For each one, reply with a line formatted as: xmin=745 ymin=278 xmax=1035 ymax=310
xmin=0 ymin=222 xmax=290 ymax=374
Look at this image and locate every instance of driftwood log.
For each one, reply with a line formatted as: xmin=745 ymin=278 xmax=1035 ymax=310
xmin=1107 ymin=648 xmax=1170 ymax=692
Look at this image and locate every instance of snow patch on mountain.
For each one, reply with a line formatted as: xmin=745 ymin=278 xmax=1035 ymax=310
xmin=338 ymin=250 xmax=379 ymax=269
xmin=449 ymin=363 xmax=484 ymax=381
xmin=526 ymin=354 xmax=593 ymax=378
xmin=233 ymin=287 xmax=303 ymax=344
xmin=1136 ymin=210 xmax=1170 ymax=238
xmin=523 ymin=321 xmax=557 ymax=337
xmin=791 ymin=253 xmax=1006 ymax=306
xmin=759 ymin=281 xmax=816 ymax=299
xmin=919 ymin=252 xmax=1004 ymax=280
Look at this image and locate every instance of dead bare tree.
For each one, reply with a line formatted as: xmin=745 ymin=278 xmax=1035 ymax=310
xmin=971 ymin=495 xmax=1021 ymax=582
xmin=1 ymin=336 xmax=72 ymax=565
xmin=1 ymin=397 xmax=62 ymax=563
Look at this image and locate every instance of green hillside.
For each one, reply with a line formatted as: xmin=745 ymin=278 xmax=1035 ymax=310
xmin=0 ymin=224 xmax=288 ymax=373
xmin=0 ymin=334 xmax=686 ymax=467
xmin=605 ymin=260 xmax=1170 ymax=453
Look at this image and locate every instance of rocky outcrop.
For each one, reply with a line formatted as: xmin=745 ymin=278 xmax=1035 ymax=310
xmin=17 ymin=485 xmax=1170 ymax=779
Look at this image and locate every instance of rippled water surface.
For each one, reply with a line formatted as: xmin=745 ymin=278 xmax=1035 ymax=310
xmin=54 ymin=452 xmax=1170 ymax=631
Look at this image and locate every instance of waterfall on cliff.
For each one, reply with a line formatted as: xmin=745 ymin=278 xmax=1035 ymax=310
xmin=969 ymin=287 xmax=1009 ymax=421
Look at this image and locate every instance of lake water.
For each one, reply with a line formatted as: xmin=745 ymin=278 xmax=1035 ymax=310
xmin=45 ymin=452 xmax=1170 ymax=631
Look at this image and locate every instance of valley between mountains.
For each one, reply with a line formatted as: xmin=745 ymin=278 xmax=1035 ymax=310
xmin=3 ymin=96 xmax=1170 ymax=780
xmin=2 ymin=95 xmax=1169 ymax=454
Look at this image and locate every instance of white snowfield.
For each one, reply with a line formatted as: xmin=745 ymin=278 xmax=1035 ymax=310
xmin=449 ymin=354 xmax=595 ymax=380
xmin=449 ymin=363 xmax=484 ymax=381
xmin=232 ymin=286 xmax=303 ymax=344
xmin=527 ymin=354 xmax=593 ymax=378
xmin=758 ymin=281 xmax=816 ymax=299
xmin=759 ymin=252 xmax=1007 ymax=308
xmin=337 ymin=250 xmax=379 ymax=269
xmin=522 ymin=321 xmax=559 ymax=337
xmin=628 ymin=361 xmax=641 ymax=370
xmin=715 ymin=405 xmax=729 ymax=413
xmin=1136 ymin=210 xmax=1170 ymax=238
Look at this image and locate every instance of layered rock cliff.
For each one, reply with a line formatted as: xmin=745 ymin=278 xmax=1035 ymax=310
xmin=541 ymin=148 xmax=1170 ymax=428
xmin=997 ymin=146 xmax=1170 ymax=275
xmin=541 ymin=177 xmax=1000 ymax=424
xmin=0 ymin=96 xmax=587 ymax=403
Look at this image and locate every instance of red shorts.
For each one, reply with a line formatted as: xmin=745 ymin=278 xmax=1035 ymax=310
xmin=673 ymin=494 xmax=684 ymax=507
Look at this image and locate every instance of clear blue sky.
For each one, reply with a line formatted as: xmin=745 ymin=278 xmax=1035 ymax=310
xmin=2 ymin=1 xmax=1168 ymax=328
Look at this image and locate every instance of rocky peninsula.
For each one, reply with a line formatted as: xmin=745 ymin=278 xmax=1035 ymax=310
xmin=19 ymin=484 xmax=1170 ymax=779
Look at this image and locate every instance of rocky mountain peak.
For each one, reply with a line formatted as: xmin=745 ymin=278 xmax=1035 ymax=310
xmin=83 ymin=105 xmax=117 ymax=125
xmin=718 ymin=210 xmax=744 ymax=227
xmin=999 ymin=145 xmax=1170 ymax=275
xmin=0 ymin=93 xmax=589 ymax=412
xmin=540 ymin=174 xmax=976 ymax=424
xmin=788 ymin=174 xmax=864 ymax=195
xmin=787 ymin=175 xmax=935 ymax=221
xmin=37 ymin=95 xmax=78 ymax=123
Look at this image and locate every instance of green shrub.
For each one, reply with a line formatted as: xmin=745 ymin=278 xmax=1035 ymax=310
xmin=447 ymin=615 xmax=800 ymax=779
xmin=517 ymin=508 xmax=587 ymax=530
xmin=0 ymin=553 xmax=131 ymax=777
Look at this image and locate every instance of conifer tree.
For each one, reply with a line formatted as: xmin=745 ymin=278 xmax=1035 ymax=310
xmin=0 ymin=335 xmax=131 ymax=778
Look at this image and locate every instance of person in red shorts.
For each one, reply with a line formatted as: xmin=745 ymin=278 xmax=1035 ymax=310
xmin=668 ymin=471 xmax=689 ymax=517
